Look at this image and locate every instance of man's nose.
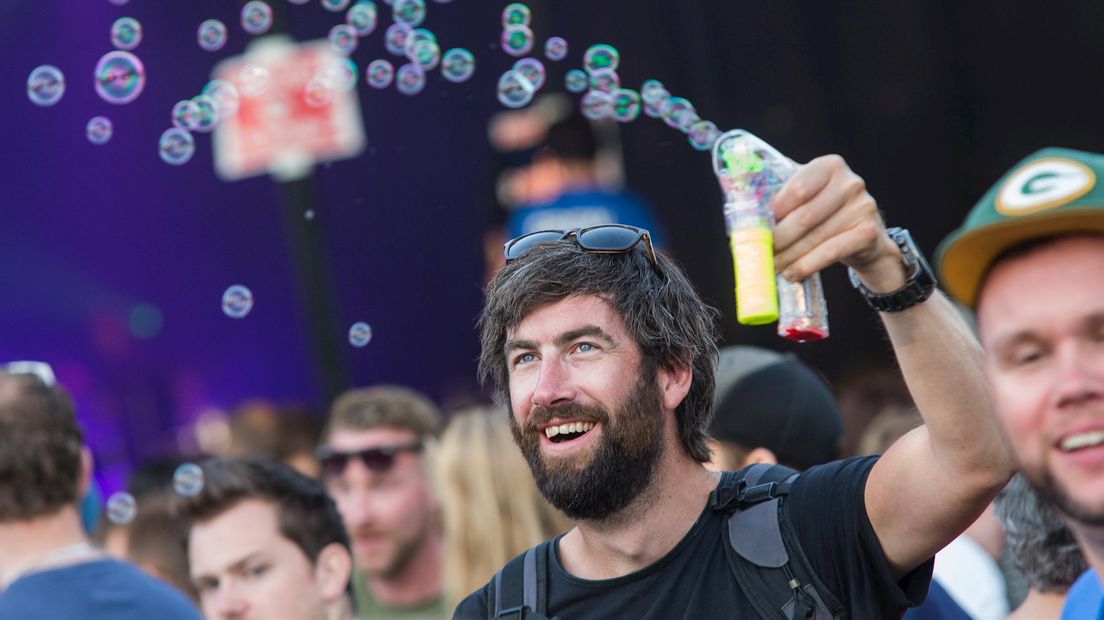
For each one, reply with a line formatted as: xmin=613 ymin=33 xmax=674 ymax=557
xmin=214 ymin=581 xmax=248 ymax=619
xmin=532 ymin=357 xmax=576 ymax=408
xmin=1053 ymin=344 xmax=1104 ymax=410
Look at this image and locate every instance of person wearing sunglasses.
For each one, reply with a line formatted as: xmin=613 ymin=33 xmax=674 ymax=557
xmin=455 ymin=153 xmax=1014 ymax=619
xmin=0 ymin=368 xmax=200 ymax=620
xmin=319 ymin=385 xmax=446 ymax=619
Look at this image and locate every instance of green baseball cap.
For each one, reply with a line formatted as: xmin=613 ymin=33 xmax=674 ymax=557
xmin=936 ymin=147 xmax=1104 ymax=307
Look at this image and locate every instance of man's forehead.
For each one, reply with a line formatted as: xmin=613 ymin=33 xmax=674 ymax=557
xmin=326 ymin=426 xmax=419 ymax=450
xmin=507 ymin=295 xmax=622 ymax=339
xmin=190 ymin=498 xmax=280 ymax=572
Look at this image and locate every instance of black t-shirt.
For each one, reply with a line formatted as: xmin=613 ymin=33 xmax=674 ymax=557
xmin=453 ymin=456 xmax=933 ymax=619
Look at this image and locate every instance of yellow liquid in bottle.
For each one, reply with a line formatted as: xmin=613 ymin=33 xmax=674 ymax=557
xmin=730 ymin=226 xmax=779 ymax=325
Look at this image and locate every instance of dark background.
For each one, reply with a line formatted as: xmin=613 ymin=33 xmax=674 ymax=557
xmin=3 ymin=1 xmax=1103 ymax=491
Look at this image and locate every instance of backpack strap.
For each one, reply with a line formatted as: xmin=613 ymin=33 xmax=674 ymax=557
xmin=490 ymin=541 xmax=553 ymax=620
xmin=712 ymin=464 xmax=844 ymax=620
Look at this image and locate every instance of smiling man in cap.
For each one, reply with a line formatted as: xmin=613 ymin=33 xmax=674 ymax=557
xmin=937 ymin=147 xmax=1104 ymax=617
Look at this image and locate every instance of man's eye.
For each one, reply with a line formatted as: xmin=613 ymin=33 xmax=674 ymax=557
xmin=1010 ymin=348 xmax=1044 ymax=367
xmin=513 ymin=352 xmax=535 ymax=366
xmin=196 ymin=579 xmax=218 ymax=593
xmin=245 ymin=564 xmax=267 ymax=579
xmin=577 ymin=342 xmax=595 ymax=353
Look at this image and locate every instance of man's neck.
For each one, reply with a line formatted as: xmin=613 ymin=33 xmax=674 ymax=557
xmin=558 ymin=448 xmax=720 ymax=580
xmin=0 ymin=506 xmax=92 ymax=588
xmin=365 ymin=529 xmax=444 ymax=608
xmin=1005 ymin=589 xmax=1067 ymax=620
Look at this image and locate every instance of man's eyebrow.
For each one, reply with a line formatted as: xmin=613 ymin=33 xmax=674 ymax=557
xmin=555 ymin=326 xmax=615 ymax=347
xmin=504 ymin=338 xmax=537 ymax=353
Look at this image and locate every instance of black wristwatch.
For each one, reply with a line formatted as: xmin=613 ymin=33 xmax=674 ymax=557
xmin=848 ymin=227 xmax=936 ymax=313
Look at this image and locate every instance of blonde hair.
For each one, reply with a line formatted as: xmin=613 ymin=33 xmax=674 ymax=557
xmin=435 ymin=406 xmax=571 ymax=610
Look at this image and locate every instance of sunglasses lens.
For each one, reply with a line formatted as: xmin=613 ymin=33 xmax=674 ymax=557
xmin=321 ymin=454 xmax=349 ymax=477
xmin=360 ymin=450 xmax=396 ymax=472
xmin=577 ymin=226 xmax=642 ymax=251
xmin=504 ymin=231 xmax=565 ymax=260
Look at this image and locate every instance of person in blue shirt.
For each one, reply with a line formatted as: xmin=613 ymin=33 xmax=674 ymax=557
xmin=936 ymin=148 xmax=1104 ymax=620
xmin=0 ymin=366 xmax=200 ymax=620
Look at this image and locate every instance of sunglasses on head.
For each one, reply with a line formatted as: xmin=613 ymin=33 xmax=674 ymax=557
xmin=503 ymin=224 xmax=662 ymax=275
xmin=315 ymin=442 xmax=424 ymax=477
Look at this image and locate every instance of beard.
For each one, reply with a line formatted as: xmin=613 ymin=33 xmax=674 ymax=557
xmin=509 ymin=374 xmax=666 ymax=521
xmin=1029 ymin=467 xmax=1104 ymax=528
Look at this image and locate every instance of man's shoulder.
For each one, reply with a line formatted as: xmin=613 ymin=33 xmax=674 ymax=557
xmin=452 ymin=583 xmax=491 ymax=620
xmin=0 ymin=558 xmax=200 ymax=619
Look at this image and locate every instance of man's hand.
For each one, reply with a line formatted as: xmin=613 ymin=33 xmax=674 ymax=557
xmin=770 ymin=155 xmax=906 ymax=292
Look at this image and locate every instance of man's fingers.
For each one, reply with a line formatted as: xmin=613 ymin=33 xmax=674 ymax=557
xmin=779 ymin=219 xmax=884 ymax=282
xmin=773 ymin=168 xmax=870 ymax=261
xmin=771 ymin=154 xmax=847 ymax=221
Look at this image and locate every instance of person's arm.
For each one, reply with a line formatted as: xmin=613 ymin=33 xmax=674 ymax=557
xmin=771 ymin=155 xmax=1015 ymax=577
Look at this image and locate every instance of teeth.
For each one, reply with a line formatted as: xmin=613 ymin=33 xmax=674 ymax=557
xmin=543 ymin=422 xmax=596 ymax=439
xmin=1061 ymin=430 xmax=1104 ymax=451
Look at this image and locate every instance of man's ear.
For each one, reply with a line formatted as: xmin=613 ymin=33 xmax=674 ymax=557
xmin=78 ymin=446 xmax=94 ymax=497
xmin=739 ymin=447 xmax=779 ymax=468
xmin=657 ymin=361 xmax=693 ymax=412
xmin=314 ymin=542 xmax=353 ymax=603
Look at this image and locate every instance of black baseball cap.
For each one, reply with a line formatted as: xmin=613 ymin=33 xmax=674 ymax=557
xmin=709 ymin=346 xmax=843 ymax=471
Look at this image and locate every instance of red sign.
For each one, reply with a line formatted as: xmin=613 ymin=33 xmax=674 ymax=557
xmin=212 ymin=37 xmax=365 ymax=181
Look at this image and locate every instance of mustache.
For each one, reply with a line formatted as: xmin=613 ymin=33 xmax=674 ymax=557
xmin=524 ymin=402 xmax=609 ymax=433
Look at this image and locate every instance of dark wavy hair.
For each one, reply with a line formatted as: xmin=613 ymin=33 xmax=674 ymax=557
xmin=478 ymin=239 xmax=720 ymax=462
xmin=0 ymin=372 xmax=83 ymax=521
xmin=174 ymin=456 xmax=350 ymax=564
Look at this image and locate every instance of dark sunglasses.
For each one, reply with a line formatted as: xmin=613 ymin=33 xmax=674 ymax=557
xmin=503 ymin=224 xmax=661 ymax=274
xmin=315 ymin=443 xmax=424 ymax=476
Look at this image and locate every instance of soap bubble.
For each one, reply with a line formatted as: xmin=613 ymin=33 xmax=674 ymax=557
xmin=190 ymin=95 xmax=220 ymax=132
xmin=641 ymin=79 xmax=666 ymax=101
xmin=392 ymin=0 xmax=426 ymax=27
xmin=111 ymin=17 xmax=142 ymax=51
xmin=304 ymin=75 xmax=336 ymax=107
xmin=587 ymin=68 xmax=619 ymax=94
xmin=158 ymin=127 xmax=195 ymax=166
xmin=501 ymin=3 xmax=531 ymax=27
xmin=497 ymin=69 xmax=534 ymax=109
xmin=238 ymin=64 xmax=271 ymax=97
xmin=346 ymin=2 xmax=378 ymax=36
xmin=349 ymin=322 xmax=373 ymax=347
xmin=500 ymin=25 xmax=533 ymax=57
xmin=641 ymin=80 xmax=670 ymax=118
xmin=94 ymin=51 xmax=146 ymax=104
xmin=440 ymin=48 xmax=475 ymax=83
xmin=583 ymin=43 xmax=619 ymax=72
xmin=106 ymin=492 xmax=137 ymax=525
xmin=366 ymin=59 xmax=394 ymax=89
xmin=610 ymin=88 xmax=640 ymax=122
xmin=663 ymin=96 xmax=698 ymax=132
xmin=317 ymin=57 xmax=358 ymax=92
xmin=221 ymin=285 xmax=254 ymax=318
xmin=512 ymin=57 xmax=545 ymax=91
xmin=86 ymin=116 xmax=113 ymax=145
xmin=202 ymin=79 xmax=240 ymax=119
xmin=407 ymin=38 xmax=440 ymax=70
xmin=395 ymin=62 xmax=425 ymax=95
xmin=564 ymin=69 xmax=587 ymax=93
xmin=580 ymin=90 xmax=612 ymax=121
xmin=172 ymin=99 xmax=200 ymax=130
xmin=240 ymin=1 xmax=273 ymax=35
xmin=197 ymin=19 xmax=228 ymax=52
xmin=688 ymin=120 xmax=720 ymax=151
xmin=172 ymin=463 xmax=205 ymax=497
xmin=384 ymin=23 xmax=412 ymax=56
xmin=322 ymin=0 xmax=352 ymax=11
xmin=544 ymin=36 xmax=568 ymax=61
xmin=26 ymin=65 xmax=65 ymax=106
xmin=329 ymin=24 xmax=358 ymax=55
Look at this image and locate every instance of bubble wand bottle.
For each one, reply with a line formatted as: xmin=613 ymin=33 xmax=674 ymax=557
xmin=712 ymin=129 xmax=829 ymax=342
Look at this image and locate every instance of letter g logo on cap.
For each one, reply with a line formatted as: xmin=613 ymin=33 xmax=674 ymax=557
xmin=996 ymin=157 xmax=1096 ymax=216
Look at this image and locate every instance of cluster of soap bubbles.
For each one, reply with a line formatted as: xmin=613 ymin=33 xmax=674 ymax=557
xmin=222 ymin=285 xmax=254 ymax=319
xmin=160 ymin=77 xmax=241 ymax=165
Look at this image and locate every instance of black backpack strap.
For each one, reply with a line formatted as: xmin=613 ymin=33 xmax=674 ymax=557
xmin=490 ymin=541 xmax=553 ymax=620
xmin=713 ymin=464 xmax=844 ymax=620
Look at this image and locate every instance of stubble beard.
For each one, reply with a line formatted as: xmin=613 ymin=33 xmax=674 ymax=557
xmin=510 ymin=375 xmax=666 ymax=521
xmin=1031 ymin=467 xmax=1104 ymax=529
